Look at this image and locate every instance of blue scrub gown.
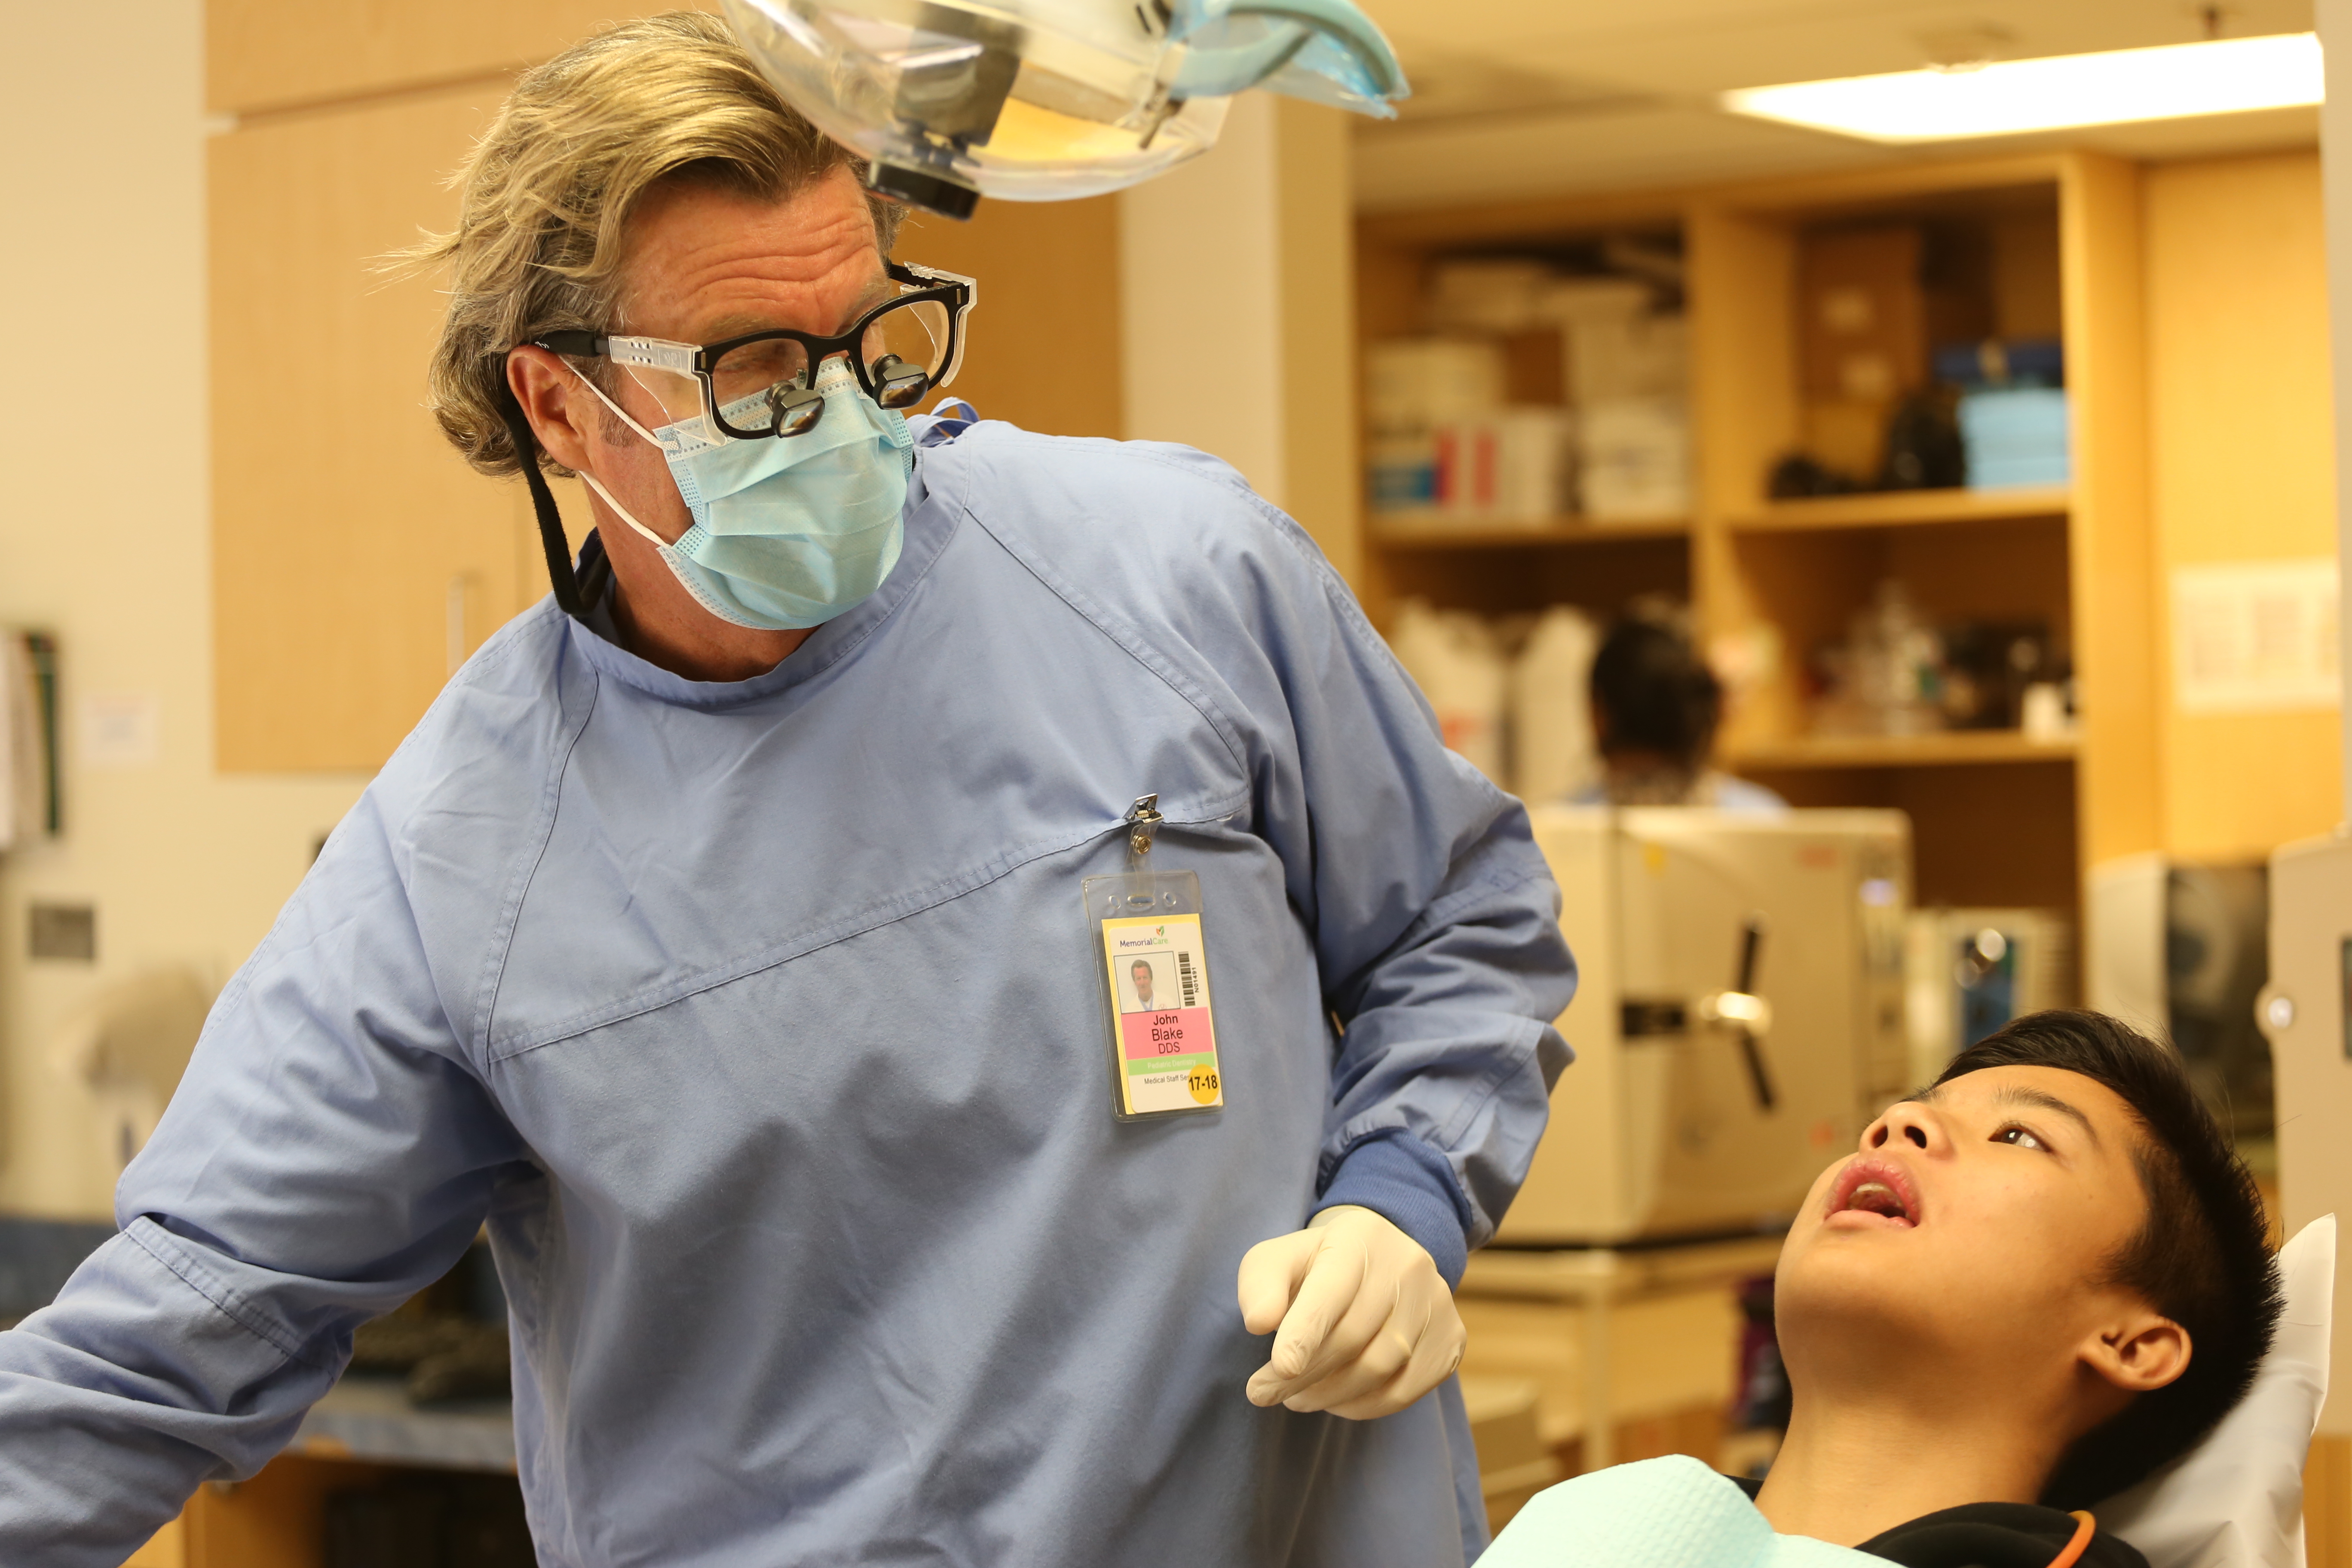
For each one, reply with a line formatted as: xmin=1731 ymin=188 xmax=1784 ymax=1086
xmin=0 ymin=420 xmax=1577 ymax=1567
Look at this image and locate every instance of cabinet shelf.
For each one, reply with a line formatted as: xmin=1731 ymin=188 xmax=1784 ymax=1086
xmin=1370 ymin=516 xmax=1689 ymax=549
xmin=1727 ymin=486 xmax=2070 ymax=534
xmin=1727 ymin=729 xmax=2079 ymax=770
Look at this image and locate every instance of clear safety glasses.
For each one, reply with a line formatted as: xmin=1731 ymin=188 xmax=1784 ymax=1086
xmin=530 ymin=261 xmax=977 ymax=441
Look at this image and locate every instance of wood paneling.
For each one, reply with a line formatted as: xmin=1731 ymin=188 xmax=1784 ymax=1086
xmin=124 ymin=1517 xmax=186 ymax=1567
xmin=2314 ymin=1434 xmax=2352 ymax=1568
xmin=211 ymin=84 xmax=532 ymax=771
xmin=1686 ymin=202 xmax=1801 ymax=751
xmin=208 ymin=0 xmax=718 ymax=117
xmin=2144 ymin=150 xmax=2342 ymax=860
xmin=131 ymin=1457 xmax=395 ymax=1568
xmin=893 ymin=197 xmax=1123 ymax=441
xmin=2060 ymin=153 xmax=2162 ymax=873
xmin=1745 ymin=761 xmax=2079 ymax=918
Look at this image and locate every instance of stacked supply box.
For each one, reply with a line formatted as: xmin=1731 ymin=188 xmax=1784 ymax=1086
xmin=1578 ymin=400 xmax=1690 ymax=522
xmin=1430 ymin=410 xmax=1577 ymax=523
xmin=1934 ymin=338 xmax=2070 ymax=490
xmin=1540 ymin=276 xmax=1692 ymax=522
xmin=1957 ymin=389 xmax=2069 ymax=488
xmin=1367 ymin=337 xmax=1510 ymax=519
xmin=1365 ymin=251 xmax=1691 ymax=530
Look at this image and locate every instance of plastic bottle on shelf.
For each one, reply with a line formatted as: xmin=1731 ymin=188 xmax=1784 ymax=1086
xmin=1510 ymin=606 xmax=1601 ymax=802
xmin=1850 ymin=580 xmax=1945 ymax=736
xmin=1387 ymin=600 xmax=1510 ymax=783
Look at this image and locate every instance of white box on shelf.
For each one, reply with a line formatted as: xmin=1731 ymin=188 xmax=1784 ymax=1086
xmin=1568 ymin=313 xmax=1689 ymax=404
xmin=1427 ymin=259 xmax=1561 ymax=334
xmin=1577 ymin=397 xmax=1690 ymax=521
xmin=1366 ymin=337 xmax=1507 ymax=436
xmin=1534 ymin=276 xmax=1652 ymax=327
xmin=1433 ymin=409 xmax=1574 ymax=524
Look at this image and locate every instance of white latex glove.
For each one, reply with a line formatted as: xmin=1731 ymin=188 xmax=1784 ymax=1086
xmin=1237 ymin=1204 xmax=1467 ymax=1419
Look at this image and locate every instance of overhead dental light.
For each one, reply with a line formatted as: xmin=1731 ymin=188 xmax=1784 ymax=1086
xmin=721 ymin=0 xmax=1409 ymax=219
xmin=1721 ymin=31 xmax=2322 ymax=144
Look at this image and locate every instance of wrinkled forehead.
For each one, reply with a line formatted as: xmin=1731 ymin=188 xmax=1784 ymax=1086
xmin=615 ymin=167 xmax=889 ymax=341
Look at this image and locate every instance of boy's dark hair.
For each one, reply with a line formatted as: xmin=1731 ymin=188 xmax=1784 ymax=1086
xmin=1934 ymin=1010 xmax=2282 ymax=1507
xmin=1589 ymin=619 xmax=1721 ymax=765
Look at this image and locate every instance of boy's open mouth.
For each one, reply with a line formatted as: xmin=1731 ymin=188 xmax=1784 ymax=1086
xmin=1826 ymin=1158 xmax=1921 ymax=1229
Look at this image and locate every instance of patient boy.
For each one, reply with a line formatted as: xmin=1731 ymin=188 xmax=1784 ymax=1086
xmin=1485 ymin=1010 xmax=2282 ymax=1568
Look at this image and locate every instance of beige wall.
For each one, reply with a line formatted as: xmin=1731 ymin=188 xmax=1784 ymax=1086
xmin=0 ymin=2 xmax=369 ymax=1218
xmin=2144 ymin=150 xmax=2343 ymax=860
xmin=1120 ymin=97 xmax=1363 ymax=585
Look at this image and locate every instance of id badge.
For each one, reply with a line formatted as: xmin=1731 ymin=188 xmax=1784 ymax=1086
xmin=1085 ymin=867 xmax=1225 ymax=1120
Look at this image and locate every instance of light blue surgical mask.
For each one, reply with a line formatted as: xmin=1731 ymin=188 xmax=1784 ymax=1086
xmin=575 ymin=359 xmax=915 ymax=631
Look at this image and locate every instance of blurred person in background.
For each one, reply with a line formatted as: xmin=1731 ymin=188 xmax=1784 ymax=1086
xmin=1575 ymin=617 xmax=1785 ymax=812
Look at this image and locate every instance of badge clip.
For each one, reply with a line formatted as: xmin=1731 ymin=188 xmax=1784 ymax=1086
xmin=1125 ymin=793 xmax=1163 ymax=870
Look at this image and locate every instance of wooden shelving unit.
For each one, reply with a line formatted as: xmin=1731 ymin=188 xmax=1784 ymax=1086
xmin=1727 ymin=485 xmax=2070 ymax=533
xmin=1725 ymin=729 xmax=2079 ymax=770
xmin=1351 ymin=151 xmax=2157 ymax=926
xmin=1371 ymin=517 xmax=1689 ymax=549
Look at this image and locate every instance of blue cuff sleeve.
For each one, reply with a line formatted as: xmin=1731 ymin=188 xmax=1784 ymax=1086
xmin=1316 ymin=1133 xmax=1471 ymax=1289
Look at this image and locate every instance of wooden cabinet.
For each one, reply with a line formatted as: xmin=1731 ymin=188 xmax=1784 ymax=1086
xmin=1347 ymin=148 xmax=2338 ymax=926
xmin=210 ymin=84 xmax=536 ymax=771
xmin=888 ymin=199 xmax=1125 ymax=443
xmin=207 ymin=0 xmax=718 ymax=116
xmin=2141 ymin=151 xmax=2341 ymax=859
xmin=128 ymin=1456 xmax=394 ymax=1568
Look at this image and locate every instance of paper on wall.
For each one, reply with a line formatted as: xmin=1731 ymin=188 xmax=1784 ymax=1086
xmin=2171 ymin=558 xmax=2340 ymax=714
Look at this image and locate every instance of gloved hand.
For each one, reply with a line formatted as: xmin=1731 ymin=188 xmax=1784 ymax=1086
xmin=1237 ymin=1204 xmax=1467 ymax=1420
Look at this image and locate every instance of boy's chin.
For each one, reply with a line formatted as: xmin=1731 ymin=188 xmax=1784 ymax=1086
xmin=1776 ymin=1277 xmax=1953 ymax=1369
xmin=1779 ymin=1237 xmax=1952 ymax=1331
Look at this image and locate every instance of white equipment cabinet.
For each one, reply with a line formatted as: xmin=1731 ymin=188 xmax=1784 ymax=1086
xmin=1500 ymin=806 xmax=1912 ymax=1245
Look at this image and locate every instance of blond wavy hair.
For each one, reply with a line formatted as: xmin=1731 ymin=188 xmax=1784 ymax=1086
xmin=410 ymin=10 xmax=906 ymax=477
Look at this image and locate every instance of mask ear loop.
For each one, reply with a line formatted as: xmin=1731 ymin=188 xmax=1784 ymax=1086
xmin=550 ymin=364 xmax=700 ymax=551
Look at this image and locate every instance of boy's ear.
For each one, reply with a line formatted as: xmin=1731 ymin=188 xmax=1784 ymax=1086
xmin=2081 ymin=1311 xmax=2191 ymax=1396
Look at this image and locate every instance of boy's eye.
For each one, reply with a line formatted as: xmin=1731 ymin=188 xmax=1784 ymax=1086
xmin=1996 ymin=1124 xmax=2048 ymax=1152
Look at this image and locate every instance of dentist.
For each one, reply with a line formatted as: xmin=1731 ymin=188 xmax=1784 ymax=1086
xmin=0 ymin=14 xmax=1575 ymax=1566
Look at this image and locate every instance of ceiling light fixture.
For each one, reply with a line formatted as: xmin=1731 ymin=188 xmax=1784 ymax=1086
xmin=1721 ymin=31 xmax=2321 ymax=143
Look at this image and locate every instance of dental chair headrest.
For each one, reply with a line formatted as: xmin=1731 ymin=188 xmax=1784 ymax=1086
xmin=2101 ymin=1214 xmax=2333 ymax=1568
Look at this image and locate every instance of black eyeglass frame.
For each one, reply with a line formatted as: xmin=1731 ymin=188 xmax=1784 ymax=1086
xmin=528 ymin=260 xmax=977 ymax=441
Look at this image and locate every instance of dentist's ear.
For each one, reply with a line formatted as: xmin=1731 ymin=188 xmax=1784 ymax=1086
xmin=2081 ymin=1311 xmax=2191 ymax=1396
xmin=507 ymin=345 xmax=609 ymax=476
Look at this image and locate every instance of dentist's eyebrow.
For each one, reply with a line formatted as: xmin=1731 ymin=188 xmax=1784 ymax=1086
xmin=700 ymin=277 xmax=896 ymax=344
xmin=1991 ymin=1084 xmax=2099 ymax=1145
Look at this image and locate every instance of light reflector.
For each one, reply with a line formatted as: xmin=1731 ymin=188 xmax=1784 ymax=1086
xmin=1722 ymin=32 xmax=2322 ymax=144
